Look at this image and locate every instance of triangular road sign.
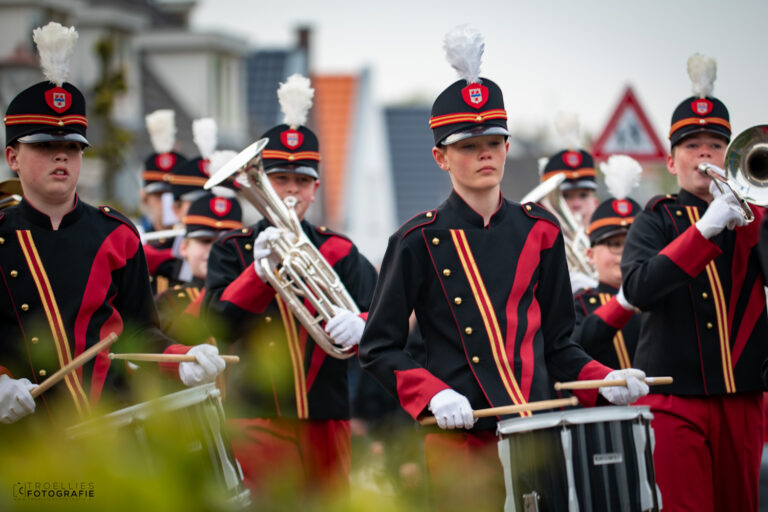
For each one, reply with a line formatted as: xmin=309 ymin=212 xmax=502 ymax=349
xmin=592 ymin=86 xmax=666 ymax=162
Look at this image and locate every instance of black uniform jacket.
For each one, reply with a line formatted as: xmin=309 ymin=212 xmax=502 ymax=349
xmin=0 ymin=197 xmax=171 ymax=421
xmin=202 ymin=219 xmax=377 ymax=420
xmin=572 ymin=283 xmax=640 ymax=369
xmin=358 ymin=191 xmax=611 ymax=431
xmin=622 ymin=190 xmax=768 ymax=396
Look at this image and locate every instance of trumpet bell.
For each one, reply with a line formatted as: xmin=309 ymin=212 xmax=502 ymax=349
xmin=204 ymin=138 xmax=269 ymax=190
xmin=726 ymin=125 xmax=768 ymax=206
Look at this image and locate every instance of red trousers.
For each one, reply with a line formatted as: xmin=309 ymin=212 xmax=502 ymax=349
xmin=424 ymin=430 xmax=505 ymax=511
xmin=637 ymin=393 xmax=763 ymax=512
xmin=227 ymin=417 xmax=351 ymax=499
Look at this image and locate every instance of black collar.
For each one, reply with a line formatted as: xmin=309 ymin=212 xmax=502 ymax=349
xmin=677 ymin=189 xmax=709 ymax=209
xmin=443 ymin=189 xmax=506 ymax=228
xmin=20 ymin=195 xmax=83 ymax=230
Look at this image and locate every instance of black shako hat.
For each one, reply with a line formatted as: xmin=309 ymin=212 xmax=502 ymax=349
xmin=541 ymin=149 xmax=597 ymax=191
xmin=669 ymin=53 xmax=731 ymax=147
xmin=4 ymin=22 xmax=88 ymax=147
xmin=143 ymin=151 xmax=186 ymax=194
xmin=430 ymin=77 xmax=509 ymax=146
xmin=170 ymin=156 xmax=211 ymax=202
xmin=259 ymin=124 xmax=320 ymax=179
xmin=183 ymin=193 xmax=242 ymax=239
xmin=586 ymin=197 xmax=641 ymax=246
xmin=669 ymin=96 xmax=730 ymax=147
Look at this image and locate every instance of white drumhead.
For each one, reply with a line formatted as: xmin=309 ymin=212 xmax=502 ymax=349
xmin=496 ymin=405 xmax=652 ymax=436
xmin=66 ymin=383 xmax=221 ymax=439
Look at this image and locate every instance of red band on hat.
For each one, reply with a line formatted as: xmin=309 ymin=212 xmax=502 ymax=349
xmin=586 ymin=216 xmax=634 ymax=236
xmin=668 ymin=117 xmax=731 ymax=138
xmin=262 ymin=150 xmax=320 ymax=162
xmin=429 ymin=109 xmax=507 ymax=129
xmin=540 ymin=168 xmax=596 ymax=182
xmin=4 ymin=114 xmax=87 ymax=127
xmin=182 ymin=215 xmax=242 ymax=230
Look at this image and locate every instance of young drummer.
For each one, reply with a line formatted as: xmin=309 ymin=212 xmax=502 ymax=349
xmin=0 ymin=23 xmax=225 ymax=427
xmin=622 ymin=54 xmax=767 ymax=511
xmin=572 ymin=155 xmax=643 ymax=369
xmin=202 ymin=74 xmax=378 ymax=498
xmin=358 ymin=26 xmax=648 ymax=509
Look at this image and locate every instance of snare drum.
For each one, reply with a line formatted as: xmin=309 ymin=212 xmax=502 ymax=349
xmin=67 ymin=383 xmax=250 ymax=509
xmin=497 ymin=406 xmax=661 ymax=512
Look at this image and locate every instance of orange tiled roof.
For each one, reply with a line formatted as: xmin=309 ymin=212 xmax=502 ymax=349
xmin=311 ymin=74 xmax=357 ymax=229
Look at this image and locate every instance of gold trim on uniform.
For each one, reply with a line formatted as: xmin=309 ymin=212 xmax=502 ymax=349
xmin=598 ymin=292 xmax=631 ymax=369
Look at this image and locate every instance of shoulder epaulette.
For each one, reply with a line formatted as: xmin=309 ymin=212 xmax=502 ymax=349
xmin=220 ymin=226 xmax=253 ymax=243
xmin=99 ymin=205 xmax=139 ymax=237
xmin=521 ymin=201 xmax=559 ymax=228
xmin=645 ymin=194 xmax=676 ymax=211
xmin=313 ymin=224 xmax=350 ymax=242
xmin=398 ymin=210 xmax=437 ymax=239
xmin=573 ymin=287 xmax=595 ymax=300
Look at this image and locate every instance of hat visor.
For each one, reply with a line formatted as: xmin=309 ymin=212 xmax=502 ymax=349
xmin=265 ymin=166 xmax=319 ymax=179
xmin=559 ymin=179 xmax=598 ymax=192
xmin=185 ymin=229 xmax=220 ymax=240
xmin=670 ymin=126 xmax=730 ymax=147
xmin=16 ymin=131 xmax=89 ymax=146
xmin=441 ymin=126 xmax=510 ymax=146
xmin=590 ymin=227 xmax=630 ymax=246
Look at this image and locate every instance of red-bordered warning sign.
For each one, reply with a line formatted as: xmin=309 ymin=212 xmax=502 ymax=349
xmin=592 ymin=86 xmax=666 ymax=162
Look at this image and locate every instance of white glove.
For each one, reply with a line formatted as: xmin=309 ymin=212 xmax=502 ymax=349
xmin=570 ymin=271 xmax=598 ymax=293
xmin=599 ymin=368 xmax=649 ymax=405
xmin=428 ymin=389 xmax=475 ymax=430
xmin=252 ymin=226 xmax=282 ymax=281
xmin=179 ymin=344 xmax=226 ymax=387
xmin=0 ymin=374 xmax=37 ymax=424
xmin=616 ymin=286 xmax=635 ymax=311
xmin=324 ymin=306 xmax=365 ymax=349
xmin=695 ymin=193 xmax=748 ymax=239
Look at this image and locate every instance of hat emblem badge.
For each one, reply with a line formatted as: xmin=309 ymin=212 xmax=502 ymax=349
xmin=461 ymin=83 xmax=488 ymax=109
xmin=44 ymin=87 xmax=72 ymax=113
xmin=691 ymin=98 xmax=713 ymax=116
xmin=156 ymin=153 xmax=176 ymax=171
xmin=613 ymin=199 xmax=630 ymax=216
xmin=563 ymin=151 xmax=583 ymax=168
xmin=210 ymin=197 xmax=232 ymax=217
xmin=281 ymin=129 xmax=304 ymax=149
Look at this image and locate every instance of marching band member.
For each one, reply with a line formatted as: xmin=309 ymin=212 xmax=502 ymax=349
xmin=622 ymin=54 xmax=768 ymax=511
xmin=358 ymin=26 xmax=648 ymax=510
xmin=155 ymin=190 xmax=243 ymax=336
xmin=572 ymin=155 xmax=643 ymax=369
xmin=202 ymin=74 xmax=378 ymax=498
xmin=0 ymin=23 xmax=225 ymax=429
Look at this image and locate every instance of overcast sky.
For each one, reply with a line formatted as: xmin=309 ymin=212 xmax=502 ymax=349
xmin=190 ymin=0 xmax=767 ymax=148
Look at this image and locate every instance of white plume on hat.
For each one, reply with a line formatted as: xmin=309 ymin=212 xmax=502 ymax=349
xmin=600 ymin=155 xmax=642 ymax=200
xmin=207 ymin=150 xmax=238 ymax=198
xmin=278 ymin=74 xmax=314 ymax=129
xmin=145 ymin=109 xmax=176 ymax=154
xmin=537 ymin=157 xmax=550 ymax=176
xmin=687 ymin=53 xmax=717 ymax=98
xmin=33 ymin=22 xmax=78 ymax=87
xmin=192 ymin=118 xmax=217 ymax=159
xmin=443 ymin=25 xmax=484 ymax=84
xmin=554 ymin=111 xmax=581 ymax=150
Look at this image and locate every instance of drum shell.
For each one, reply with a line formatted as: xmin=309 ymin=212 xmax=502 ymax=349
xmin=497 ymin=406 xmax=659 ymax=512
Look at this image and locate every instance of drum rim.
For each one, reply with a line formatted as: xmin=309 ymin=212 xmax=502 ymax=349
xmin=496 ymin=405 xmax=652 ymax=436
xmin=66 ymin=383 xmax=221 ymax=439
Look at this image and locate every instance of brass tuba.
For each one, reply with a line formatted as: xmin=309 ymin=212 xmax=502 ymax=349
xmin=204 ymin=138 xmax=359 ymax=359
xmin=0 ymin=178 xmax=23 ymax=210
xmin=521 ymin=173 xmax=596 ymax=279
xmin=698 ymin=124 xmax=768 ymax=224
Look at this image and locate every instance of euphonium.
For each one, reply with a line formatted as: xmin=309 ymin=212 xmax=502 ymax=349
xmin=521 ymin=173 xmax=596 ymax=278
xmin=698 ymin=124 xmax=768 ymax=224
xmin=205 ymin=138 xmax=359 ymax=359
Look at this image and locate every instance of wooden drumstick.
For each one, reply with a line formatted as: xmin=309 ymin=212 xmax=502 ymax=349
xmin=554 ymin=376 xmax=673 ymax=391
xmin=108 ymin=353 xmax=240 ymax=364
xmin=419 ymin=396 xmax=579 ymax=426
xmin=31 ymin=332 xmax=119 ymax=399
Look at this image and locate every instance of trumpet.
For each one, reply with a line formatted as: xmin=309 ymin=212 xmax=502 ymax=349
xmin=521 ymin=173 xmax=596 ymax=279
xmin=204 ymin=138 xmax=359 ymax=359
xmin=698 ymin=124 xmax=768 ymax=224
